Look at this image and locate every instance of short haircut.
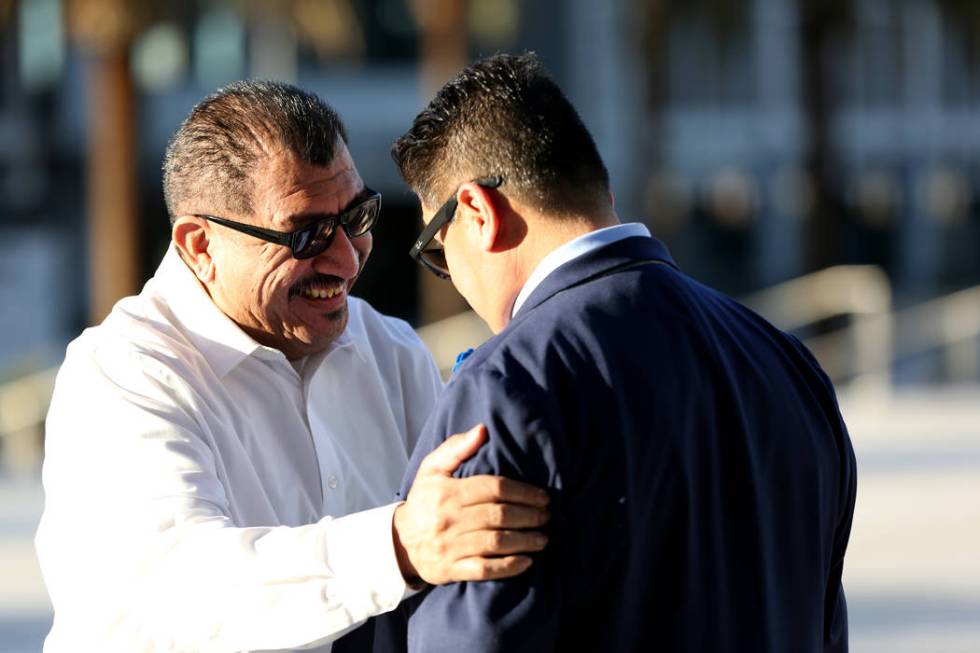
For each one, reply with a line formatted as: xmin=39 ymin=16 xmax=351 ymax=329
xmin=391 ymin=53 xmax=610 ymax=217
xmin=163 ymin=80 xmax=348 ymax=223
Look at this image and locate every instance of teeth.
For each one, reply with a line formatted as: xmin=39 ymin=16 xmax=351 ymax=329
xmin=303 ymin=286 xmax=342 ymax=300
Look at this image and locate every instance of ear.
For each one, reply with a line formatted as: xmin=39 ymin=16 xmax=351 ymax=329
xmin=172 ymin=217 xmax=216 ymax=284
xmin=456 ymin=182 xmax=502 ymax=252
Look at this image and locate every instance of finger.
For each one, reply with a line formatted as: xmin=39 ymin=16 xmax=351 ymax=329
xmin=449 ymin=529 xmax=549 ymax=559
xmin=449 ymin=555 xmax=534 ymax=583
xmin=455 ymin=503 xmax=551 ymax=532
xmin=456 ymin=475 xmax=550 ymax=508
xmin=417 ymin=424 xmax=488 ymax=477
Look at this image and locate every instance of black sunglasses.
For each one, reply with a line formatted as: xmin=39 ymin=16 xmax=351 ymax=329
xmin=195 ymin=188 xmax=381 ymax=260
xmin=408 ymin=177 xmax=502 ymax=279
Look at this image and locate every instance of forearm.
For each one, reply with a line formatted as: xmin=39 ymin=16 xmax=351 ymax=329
xmin=37 ymin=501 xmax=408 ymax=652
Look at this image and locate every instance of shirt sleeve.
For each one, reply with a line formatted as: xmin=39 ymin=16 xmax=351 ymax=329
xmin=35 ymin=345 xmax=409 ymax=652
xmin=397 ymin=368 xmax=564 ymax=653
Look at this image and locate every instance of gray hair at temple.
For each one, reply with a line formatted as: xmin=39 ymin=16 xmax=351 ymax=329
xmin=391 ymin=52 xmax=610 ymax=218
xmin=162 ymin=80 xmax=348 ymax=224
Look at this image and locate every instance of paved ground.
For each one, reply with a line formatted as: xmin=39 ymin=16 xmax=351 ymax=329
xmin=841 ymin=387 xmax=980 ymax=652
xmin=0 ymin=473 xmax=49 ymax=653
xmin=2 ymin=387 xmax=978 ymax=652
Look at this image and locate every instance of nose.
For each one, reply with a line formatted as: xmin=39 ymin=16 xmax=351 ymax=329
xmin=311 ymin=227 xmax=364 ymax=279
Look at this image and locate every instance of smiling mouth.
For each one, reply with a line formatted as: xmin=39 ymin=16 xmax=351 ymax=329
xmin=290 ymin=274 xmax=347 ymax=301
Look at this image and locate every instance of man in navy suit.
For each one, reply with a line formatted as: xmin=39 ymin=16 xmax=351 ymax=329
xmin=380 ymin=53 xmax=856 ymax=652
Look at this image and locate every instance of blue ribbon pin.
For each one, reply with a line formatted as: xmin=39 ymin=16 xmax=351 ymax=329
xmin=451 ymin=348 xmax=474 ymax=375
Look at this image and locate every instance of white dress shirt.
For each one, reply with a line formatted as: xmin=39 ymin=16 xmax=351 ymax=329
xmin=35 ymin=246 xmax=443 ymax=652
xmin=511 ymin=222 xmax=652 ymax=318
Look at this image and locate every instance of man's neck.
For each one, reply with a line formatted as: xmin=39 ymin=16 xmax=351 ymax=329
xmin=497 ymin=212 xmax=620 ymax=328
xmin=521 ymin=211 xmax=618 ymax=276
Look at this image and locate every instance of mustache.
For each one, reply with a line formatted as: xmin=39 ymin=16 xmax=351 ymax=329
xmin=288 ymin=273 xmax=347 ymax=300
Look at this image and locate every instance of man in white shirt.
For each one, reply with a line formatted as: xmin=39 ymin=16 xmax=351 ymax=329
xmin=35 ymin=80 xmax=550 ymax=652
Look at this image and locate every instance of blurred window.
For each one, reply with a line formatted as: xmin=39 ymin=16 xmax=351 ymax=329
xmin=939 ymin=11 xmax=980 ymax=106
xmin=194 ymin=3 xmax=246 ymax=88
xmin=18 ymin=0 xmax=64 ymax=91
xmin=854 ymin=0 xmax=902 ymax=108
xmin=133 ymin=22 xmax=189 ymax=92
xmin=665 ymin=5 xmax=754 ymax=109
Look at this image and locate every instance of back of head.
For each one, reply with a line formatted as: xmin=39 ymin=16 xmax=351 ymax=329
xmin=392 ymin=53 xmax=610 ymax=218
xmin=163 ymin=80 xmax=348 ymax=224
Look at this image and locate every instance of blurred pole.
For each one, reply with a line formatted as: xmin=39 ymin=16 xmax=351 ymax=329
xmin=412 ymin=0 xmax=469 ymax=323
xmin=799 ymin=0 xmax=851 ymax=273
xmin=900 ymin=0 xmax=943 ymax=291
xmin=70 ymin=0 xmax=140 ymax=324
xmin=414 ymin=0 xmax=466 ymax=99
xmin=87 ymin=47 xmax=138 ymax=324
xmin=799 ymin=1 xmax=836 ymax=273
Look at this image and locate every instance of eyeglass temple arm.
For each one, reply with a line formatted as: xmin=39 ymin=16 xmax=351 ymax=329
xmin=409 ymin=204 xmax=453 ymax=260
xmin=195 ymin=215 xmax=293 ymax=246
xmin=408 ymin=177 xmax=502 ymax=260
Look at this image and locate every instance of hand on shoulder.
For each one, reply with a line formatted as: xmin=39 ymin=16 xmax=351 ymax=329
xmin=392 ymin=424 xmax=551 ymax=585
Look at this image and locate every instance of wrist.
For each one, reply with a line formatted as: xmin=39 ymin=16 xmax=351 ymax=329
xmin=392 ymin=503 xmax=423 ymax=587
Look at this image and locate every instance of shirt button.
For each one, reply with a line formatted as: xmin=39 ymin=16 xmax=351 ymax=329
xmin=327 ymin=475 xmax=339 ymax=490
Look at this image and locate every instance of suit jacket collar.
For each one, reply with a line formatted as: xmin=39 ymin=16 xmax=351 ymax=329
xmin=512 ymin=235 xmax=678 ymax=321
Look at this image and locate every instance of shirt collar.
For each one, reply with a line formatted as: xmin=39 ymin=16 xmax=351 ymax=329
xmin=510 ymin=222 xmax=652 ymax=318
xmin=154 ymin=246 xmax=362 ymax=378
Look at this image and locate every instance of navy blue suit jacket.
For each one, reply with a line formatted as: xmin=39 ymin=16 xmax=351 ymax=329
xmin=367 ymin=235 xmax=856 ymax=653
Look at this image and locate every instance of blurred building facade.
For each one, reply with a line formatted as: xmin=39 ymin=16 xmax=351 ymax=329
xmin=1 ymin=0 xmax=979 ymax=381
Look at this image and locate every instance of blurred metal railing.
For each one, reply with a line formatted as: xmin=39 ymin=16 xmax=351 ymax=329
xmin=0 ymin=367 xmax=57 ymax=474
xmin=740 ymin=265 xmax=894 ymax=395
xmin=2 ymin=266 xmax=979 ymax=472
xmin=860 ymin=284 xmax=980 ymax=383
xmin=789 ymin=280 xmax=980 ymax=387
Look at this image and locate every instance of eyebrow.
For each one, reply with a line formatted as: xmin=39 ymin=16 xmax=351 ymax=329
xmin=280 ymin=188 xmax=369 ymax=230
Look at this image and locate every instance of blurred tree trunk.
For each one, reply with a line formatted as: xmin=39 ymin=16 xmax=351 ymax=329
xmin=799 ymin=0 xmax=852 ymax=273
xmin=411 ymin=0 xmax=469 ymax=324
xmin=69 ymin=0 xmax=142 ymax=324
xmin=637 ymin=1 xmax=668 ymax=143
xmin=936 ymin=0 xmax=980 ymax=64
xmin=86 ymin=48 xmax=138 ymax=324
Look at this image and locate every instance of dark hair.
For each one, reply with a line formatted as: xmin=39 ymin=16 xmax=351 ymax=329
xmin=163 ymin=80 xmax=348 ymax=223
xmin=391 ymin=52 xmax=610 ymax=217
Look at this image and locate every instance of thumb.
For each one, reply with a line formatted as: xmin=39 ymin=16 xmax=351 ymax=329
xmin=417 ymin=424 xmax=487 ymax=477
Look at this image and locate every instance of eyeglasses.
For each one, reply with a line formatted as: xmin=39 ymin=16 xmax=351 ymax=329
xmin=408 ymin=177 xmax=502 ymax=279
xmin=195 ymin=188 xmax=381 ymax=260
